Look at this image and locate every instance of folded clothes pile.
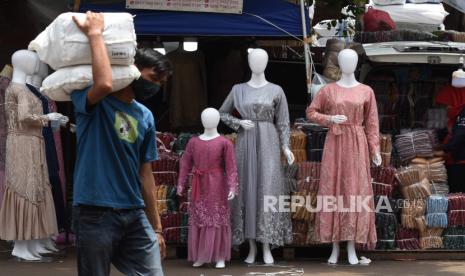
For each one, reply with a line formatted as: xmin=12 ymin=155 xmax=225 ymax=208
xmin=443 ymin=227 xmax=465 ymax=249
xmin=396 ymin=227 xmax=421 ymax=250
xmin=394 ymin=130 xmax=434 ymax=162
xmin=426 ymin=195 xmax=448 ymax=228
xmin=372 ymin=166 xmax=397 ymax=197
xmin=448 ymin=194 xmax=465 ymax=227
xmin=396 ymin=166 xmax=431 ymax=200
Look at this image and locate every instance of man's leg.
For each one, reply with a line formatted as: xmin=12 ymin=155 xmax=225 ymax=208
xmin=113 ymin=209 xmax=164 ymax=276
xmin=73 ymin=206 xmax=119 ymax=276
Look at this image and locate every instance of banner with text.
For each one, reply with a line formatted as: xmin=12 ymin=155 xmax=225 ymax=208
xmin=126 ymin=0 xmax=243 ymax=14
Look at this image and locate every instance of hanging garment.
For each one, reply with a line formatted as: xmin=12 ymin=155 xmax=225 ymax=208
xmin=167 ymin=49 xmax=207 ymax=130
xmin=306 ymin=82 xmax=379 ymax=245
xmin=27 ymin=84 xmax=66 ymax=230
xmin=0 ymin=75 xmax=11 ymax=205
xmin=177 ymin=136 xmax=238 ymax=263
xmin=219 ymin=82 xmax=292 ymax=247
xmin=49 ymin=101 xmax=66 ymax=202
xmin=436 ymin=85 xmax=465 ymax=131
xmin=0 ymin=83 xmax=58 ymax=240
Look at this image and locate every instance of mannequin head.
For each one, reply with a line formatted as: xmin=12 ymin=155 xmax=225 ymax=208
xmin=11 ymin=50 xmax=40 ymax=84
xmin=31 ymin=61 xmax=49 ymax=88
xmin=248 ymin=48 xmax=268 ymax=74
xmin=452 ymin=68 xmax=465 ymax=88
xmin=337 ymin=49 xmax=358 ymax=75
xmin=201 ymin=108 xmax=220 ymax=129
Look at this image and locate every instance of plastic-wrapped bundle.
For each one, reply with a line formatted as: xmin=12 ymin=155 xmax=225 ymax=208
xmin=396 ymin=228 xmax=421 ymax=250
xmin=394 ymin=131 xmax=434 ymax=162
xmin=152 ymin=151 xmax=180 ymax=172
xmin=401 ymin=199 xmax=426 ymax=230
xmin=285 ymin=149 xmax=307 ymax=164
xmin=411 ymin=157 xmax=447 ymax=183
xmin=426 ymin=195 xmax=448 ymax=228
xmin=153 ymin=172 xmax=178 ymax=186
xmin=375 ymin=212 xmax=397 ymax=250
xmin=431 ymin=182 xmax=450 ymax=195
xmin=443 ymin=227 xmax=465 ymax=249
xmin=374 ymin=195 xmax=400 ymax=214
xmin=292 ymin=219 xmax=309 ymax=246
xmin=396 ymin=166 xmax=431 ymax=200
xmin=419 ymin=228 xmax=444 ymax=249
xmin=372 ymin=166 xmax=397 ymax=197
xmin=303 ymin=125 xmax=328 ymax=162
xmin=156 ymin=132 xmax=176 ymax=151
xmin=283 ymin=163 xmax=299 ymax=193
xmin=448 ymin=194 xmax=465 ymax=227
xmin=292 ymin=191 xmax=316 ymax=222
xmin=354 ymin=29 xmax=437 ymax=44
xmin=290 ymin=130 xmax=307 ymax=150
xmin=173 ymin=133 xmax=196 ymax=154
xmin=296 ymin=162 xmax=320 ymax=192
xmin=380 ymin=134 xmax=393 ymax=167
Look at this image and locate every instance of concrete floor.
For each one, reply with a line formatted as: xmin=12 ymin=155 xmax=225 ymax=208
xmin=2 ymin=249 xmax=465 ymax=276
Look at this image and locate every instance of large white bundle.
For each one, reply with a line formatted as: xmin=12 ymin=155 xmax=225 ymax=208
xmin=28 ymin=12 xmax=137 ymax=70
xmin=367 ymin=1 xmax=448 ymax=26
xmin=41 ymin=65 xmax=141 ymax=102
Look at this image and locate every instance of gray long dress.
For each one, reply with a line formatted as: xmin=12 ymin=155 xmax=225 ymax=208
xmin=219 ymin=82 xmax=292 ymax=247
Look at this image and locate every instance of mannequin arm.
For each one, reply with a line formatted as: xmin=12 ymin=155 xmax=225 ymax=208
xmin=364 ymin=89 xmax=381 ymax=158
xmin=177 ymin=140 xmax=194 ymax=196
xmin=306 ymin=87 xmax=332 ymax=127
xmin=224 ymin=139 xmax=238 ymax=196
xmin=16 ymin=89 xmax=48 ymax=127
xmin=73 ymin=12 xmax=113 ymax=107
xmin=219 ymin=88 xmax=242 ymax=131
xmin=275 ymin=88 xmax=291 ymax=150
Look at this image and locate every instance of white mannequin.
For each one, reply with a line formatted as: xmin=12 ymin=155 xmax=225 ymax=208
xmin=192 ymin=108 xmax=234 ymax=269
xmin=328 ymin=48 xmax=379 ymax=265
xmin=9 ymin=50 xmax=64 ymax=261
xmin=242 ymin=49 xmax=294 ymax=265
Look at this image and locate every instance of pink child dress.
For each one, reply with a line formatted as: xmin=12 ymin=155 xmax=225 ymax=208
xmin=177 ymin=135 xmax=238 ymax=263
xmin=306 ymin=82 xmax=379 ymax=246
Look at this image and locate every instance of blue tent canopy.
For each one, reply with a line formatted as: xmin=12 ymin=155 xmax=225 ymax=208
xmin=80 ymin=0 xmax=310 ymax=36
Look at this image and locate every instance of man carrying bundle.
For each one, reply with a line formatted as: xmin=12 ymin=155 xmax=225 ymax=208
xmin=71 ymin=11 xmax=172 ymax=276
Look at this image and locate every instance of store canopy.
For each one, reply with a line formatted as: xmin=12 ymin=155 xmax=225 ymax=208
xmin=80 ymin=0 xmax=310 ymax=37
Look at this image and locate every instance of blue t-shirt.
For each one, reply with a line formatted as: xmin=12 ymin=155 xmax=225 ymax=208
xmin=71 ymin=88 xmax=157 ymax=209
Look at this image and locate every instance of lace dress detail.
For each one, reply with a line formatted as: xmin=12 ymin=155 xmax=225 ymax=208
xmin=306 ymin=82 xmax=379 ymax=245
xmin=219 ymin=82 xmax=293 ymax=247
xmin=0 ymin=82 xmax=58 ymax=240
xmin=0 ymin=76 xmax=11 ymax=205
xmin=177 ymin=136 xmax=238 ymax=262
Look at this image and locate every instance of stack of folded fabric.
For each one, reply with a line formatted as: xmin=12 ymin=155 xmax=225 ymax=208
xmin=292 ymin=190 xmax=316 ymax=222
xmin=431 ymin=182 xmax=450 ymax=195
xmin=372 ymin=166 xmax=397 ymax=197
xmin=155 ymin=185 xmax=177 ymax=214
xmin=396 ymin=166 xmax=431 ymax=200
xmin=292 ymin=220 xmax=309 ymax=246
xmin=401 ymin=199 xmax=427 ymax=231
xmin=411 ymin=157 xmax=447 ymax=184
xmin=156 ymin=132 xmax=176 ymax=151
xmin=426 ymin=195 xmax=448 ymax=228
xmin=297 ymin=162 xmax=320 ymax=192
xmin=419 ymin=228 xmax=444 ymax=249
xmin=289 ymin=129 xmax=307 ymax=164
xmin=443 ymin=227 xmax=465 ymax=249
xmin=380 ymin=134 xmax=393 ymax=167
xmin=396 ymin=227 xmax=421 ymax=250
xmin=448 ymin=194 xmax=465 ymax=227
xmin=161 ymin=212 xmax=189 ymax=243
xmin=283 ymin=163 xmax=299 ymax=194
xmin=374 ymin=196 xmax=399 ymax=250
xmin=394 ymin=131 xmax=434 ymax=163
xmin=354 ymin=29 xmax=437 ymax=44
xmin=302 ymin=125 xmax=328 ymax=162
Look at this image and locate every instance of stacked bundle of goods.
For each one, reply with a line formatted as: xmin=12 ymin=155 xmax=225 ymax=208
xmin=411 ymin=157 xmax=447 ymax=184
xmin=443 ymin=227 xmax=465 ymax=249
xmin=419 ymin=228 xmax=444 ymax=249
xmin=374 ymin=196 xmax=399 ymax=250
xmin=448 ymin=194 xmax=465 ymax=227
xmin=380 ymin=134 xmax=393 ymax=167
xmin=394 ymin=131 xmax=434 ymax=163
xmin=371 ymin=166 xmax=397 ymax=197
xmin=302 ymin=125 xmax=328 ymax=162
xmin=28 ymin=12 xmax=139 ymax=102
xmin=396 ymin=227 xmax=421 ymax=250
xmin=426 ymin=195 xmax=448 ymax=228
xmin=155 ymin=185 xmax=177 ymax=214
xmin=292 ymin=220 xmax=309 ymax=246
xmin=284 ymin=164 xmax=299 ymax=194
xmin=400 ymin=199 xmax=427 ymax=231
xmin=161 ymin=212 xmax=189 ymax=243
xmin=288 ymin=130 xmax=307 ymax=163
xmin=396 ymin=166 xmax=431 ymax=200
xmin=296 ymin=162 xmax=320 ymax=192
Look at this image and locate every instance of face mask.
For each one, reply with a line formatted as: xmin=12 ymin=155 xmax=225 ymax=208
xmin=131 ymin=78 xmax=161 ymax=101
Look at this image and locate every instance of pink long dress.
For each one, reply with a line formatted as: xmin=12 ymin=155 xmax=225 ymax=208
xmin=306 ymin=82 xmax=379 ymax=245
xmin=177 ymin=136 xmax=238 ymax=263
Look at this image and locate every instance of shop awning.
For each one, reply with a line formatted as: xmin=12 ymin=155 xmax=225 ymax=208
xmin=80 ymin=0 xmax=310 ymax=37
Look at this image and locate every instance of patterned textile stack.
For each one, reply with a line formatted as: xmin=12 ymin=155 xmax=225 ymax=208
xmin=396 ymin=166 xmax=431 ymax=200
xmin=426 ymin=195 xmax=448 ymax=228
xmin=302 ymin=125 xmax=328 ymax=162
xmin=371 ymin=166 xmax=397 ymax=197
xmin=354 ymin=29 xmax=437 ymax=44
xmin=296 ymin=162 xmax=320 ymax=193
xmin=400 ymin=199 xmax=427 ymax=232
xmin=443 ymin=228 xmax=465 ymax=249
xmin=419 ymin=228 xmax=444 ymax=249
xmin=374 ymin=196 xmax=399 ymax=250
xmin=394 ymin=130 xmax=434 ymax=163
xmin=448 ymin=194 xmax=465 ymax=227
xmin=288 ymin=129 xmax=307 ymax=164
xmin=396 ymin=227 xmax=421 ymax=250
xmin=161 ymin=212 xmax=189 ymax=243
xmin=284 ymin=164 xmax=299 ymax=194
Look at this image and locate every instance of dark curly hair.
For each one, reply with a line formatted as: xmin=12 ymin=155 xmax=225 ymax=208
xmin=134 ymin=47 xmax=173 ymax=78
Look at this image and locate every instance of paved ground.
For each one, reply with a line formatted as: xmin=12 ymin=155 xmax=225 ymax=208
xmin=2 ymin=248 xmax=465 ymax=276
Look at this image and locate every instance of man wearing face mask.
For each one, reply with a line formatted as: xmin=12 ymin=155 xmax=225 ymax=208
xmin=70 ymin=12 xmax=172 ymax=276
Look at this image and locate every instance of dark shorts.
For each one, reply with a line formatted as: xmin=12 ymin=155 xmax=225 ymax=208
xmin=72 ymin=206 xmax=164 ymax=276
